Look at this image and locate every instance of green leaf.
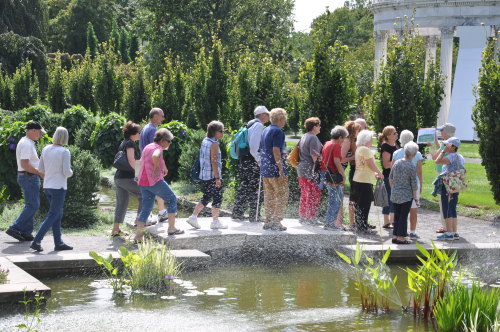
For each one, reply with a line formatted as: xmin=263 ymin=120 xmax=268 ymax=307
xmin=354 ymin=242 xmax=362 ymax=265
xmin=381 ymin=248 xmax=391 ymax=264
xmin=336 ymin=250 xmax=352 ymax=265
xmin=415 ymin=242 xmax=430 ymax=258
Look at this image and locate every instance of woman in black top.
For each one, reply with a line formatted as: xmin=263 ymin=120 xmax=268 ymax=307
xmin=112 ymin=121 xmax=144 ymax=237
xmin=378 ymin=125 xmax=399 ymax=228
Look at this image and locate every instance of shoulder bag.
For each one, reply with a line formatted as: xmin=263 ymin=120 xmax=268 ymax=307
xmin=287 ymin=139 xmax=301 ymax=168
xmin=112 ymin=141 xmax=134 ymax=172
xmin=373 ymin=178 xmax=389 ymax=207
xmin=323 ymin=143 xmax=343 ymax=185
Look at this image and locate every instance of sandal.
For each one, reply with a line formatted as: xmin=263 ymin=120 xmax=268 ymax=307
xmin=168 ymin=229 xmax=185 ymax=236
xmin=383 ymin=224 xmax=394 ymax=229
xmin=368 ymin=224 xmax=376 ymax=229
xmin=133 ymin=220 xmax=157 ymax=228
xmin=392 ymin=239 xmax=411 ymax=244
xmin=111 ymin=230 xmax=129 ymax=237
xmin=436 ymin=227 xmax=445 ymax=233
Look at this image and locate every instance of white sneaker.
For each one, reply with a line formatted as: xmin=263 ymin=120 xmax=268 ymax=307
xmin=158 ymin=210 xmax=168 ymax=223
xmin=186 ymin=215 xmax=201 ymax=229
xmin=210 ymin=220 xmax=228 ymax=229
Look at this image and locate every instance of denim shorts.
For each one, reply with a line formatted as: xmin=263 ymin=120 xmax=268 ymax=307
xmin=441 ymin=192 xmax=459 ymax=219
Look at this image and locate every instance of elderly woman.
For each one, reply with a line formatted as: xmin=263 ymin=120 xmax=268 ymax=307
xmin=112 ymin=121 xmax=144 ymax=238
xmin=351 ymin=130 xmax=383 ymax=233
xmin=136 ymin=128 xmax=183 ymax=242
xmin=322 ymin=126 xmax=348 ymax=230
xmin=391 ymin=130 xmax=423 ymax=239
xmin=435 ymin=137 xmax=464 ymax=241
xmin=378 ymin=125 xmax=399 ymax=229
xmin=341 ymin=120 xmax=362 ymax=230
xmin=30 ymin=127 xmax=73 ymax=252
xmin=260 ymin=108 xmax=289 ymax=231
xmin=186 ymin=121 xmax=227 ymax=230
xmin=389 ymin=142 xmax=419 ymax=244
xmin=297 ymin=117 xmax=323 ymax=224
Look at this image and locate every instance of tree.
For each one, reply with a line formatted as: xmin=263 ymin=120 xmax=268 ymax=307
xmin=472 ymin=39 xmax=500 ymax=204
xmin=0 ymin=67 xmax=13 ymax=110
xmin=86 ymin=22 xmax=99 ymax=59
xmin=0 ymin=0 xmax=49 ymax=43
xmin=68 ymin=58 xmax=96 ymax=113
xmin=205 ymin=39 xmax=229 ymax=125
xmin=12 ymin=61 xmax=39 ymax=111
xmin=124 ymin=67 xmax=150 ymax=123
xmin=47 ymin=55 xmax=67 ymax=113
xmin=94 ymin=47 xmax=123 ymax=114
xmin=119 ymin=29 xmax=130 ymax=64
xmin=152 ymin=56 xmax=185 ymax=122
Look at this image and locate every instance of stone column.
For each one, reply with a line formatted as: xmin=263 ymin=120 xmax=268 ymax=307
xmin=374 ymin=30 xmax=388 ymax=80
xmin=425 ymin=35 xmax=439 ymax=77
xmin=494 ymin=26 xmax=500 ymax=57
xmin=438 ymin=26 xmax=455 ymax=126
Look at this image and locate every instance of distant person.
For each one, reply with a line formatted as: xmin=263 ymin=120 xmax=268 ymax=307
xmin=260 ymin=108 xmax=289 ymax=231
xmin=232 ymin=106 xmax=270 ymax=222
xmin=139 ymin=107 xmax=166 ymax=224
xmin=6 ymin=121 xmax=44 ymax=242
xmin=351 ymin=130 xmax=383 ymax=233
xmin=112 ymin=122 xmax=143 ymax=238
xmin=392 ymin=130 xmax=423 ymax=239
xmin=435 ymin=137 xmax=464 ymax=241
xmin=322 ymin=126 xmax=348 ymax=230
xmin=389 ymin=142 xmax=419 ymax=245
xmin=378 ymin=126 xmax=399 ymax=229
xmin=297 ymin=117 xmax=323 ymax=224
xmin=186 ymin=121 xmax=228 ymax=230
xmin=429 ymin=123 xmax=456 ymax=233
xmin=30 ymin=127 xmax=73 ymax=252
xmin=137 ymin=128 xmax=183 ymax=242
xmin=354 ymin=118 xmax=367 ymax=131
xmin=341 ymin=120 xmax=362 ymax=230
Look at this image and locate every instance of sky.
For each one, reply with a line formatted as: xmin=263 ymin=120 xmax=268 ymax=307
xmin=293 ymin=0 xmax=346 ymax=32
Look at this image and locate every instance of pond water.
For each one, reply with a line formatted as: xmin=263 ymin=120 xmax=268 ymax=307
xmin=0 ymin=264 xmax=438 ymax=332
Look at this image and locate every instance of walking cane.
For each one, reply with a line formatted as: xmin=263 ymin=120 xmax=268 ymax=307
xmin=255 ymin=175 xmax=262 ymax=220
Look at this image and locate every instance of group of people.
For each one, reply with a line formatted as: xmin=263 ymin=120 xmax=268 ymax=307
xmin=6 ymin=105 xmax=464 ymax=250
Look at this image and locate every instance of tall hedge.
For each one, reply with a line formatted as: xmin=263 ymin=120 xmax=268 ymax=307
xmin=47 ymin=55 xmax=67 ymax=113
xmin=472 ymin=39 xmax=500 ymax=204
xmin=12 ymin=61 xmax=39 ymax=111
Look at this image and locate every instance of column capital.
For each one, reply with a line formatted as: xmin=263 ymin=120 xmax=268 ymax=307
xmin=426 ymin=35 xmax=440 ymax=46
xmin=440 ymin=26 xmax=455 ymax=37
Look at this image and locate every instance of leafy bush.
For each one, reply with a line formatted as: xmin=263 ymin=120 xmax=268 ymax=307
xmin=62 ymin=146 xmax=101 ymax=228
xmin=159 ymin=121 xmax=191 ymax=182
xmin=12 ymin=61 xmax=39 ymax=111
xmin=41 ymin=112 xmax=64 ymax=137
xmin=11 ymin=104 xmax=50 ymax=123
xmin=90 ymin=113 xmax=125 ymax=168
xmin=178 ymin=129 xmax=206 ymax=182
xmin=74 ymin=116 xmax=97 ymax=151
xmin=47 ymin=55 xmax=67 ymax=113
xmin=61 ymin=105 xmax=93 ymax=145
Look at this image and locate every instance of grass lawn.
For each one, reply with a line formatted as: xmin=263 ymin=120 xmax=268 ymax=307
xmin=457 ymin=142 xmax=480 ymax=158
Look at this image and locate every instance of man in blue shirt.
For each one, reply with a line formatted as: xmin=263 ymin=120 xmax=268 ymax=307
xmin=260 ymin=108 xmax=289 ymax=231
xmin=139 ymin=108 xmax=167 ymax=223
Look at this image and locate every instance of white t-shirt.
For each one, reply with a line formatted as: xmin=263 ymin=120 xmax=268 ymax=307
xmin=16 ymin=136 xmax=39 ymax=171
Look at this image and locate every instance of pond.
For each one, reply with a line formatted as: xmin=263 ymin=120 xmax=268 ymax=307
xmin=0 ymin=264 xmax=438 ymax=332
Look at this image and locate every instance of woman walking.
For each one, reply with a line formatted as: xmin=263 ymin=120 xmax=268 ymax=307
xmin=378 ymin=126 xmax=399 ymax=229
xmin=30 ymin=127 xmax=73 ymax=252
xmin=186 ymin=121 xmax=228 ymax=230
xmin=297 ymin=117 xmax=323 ymax=224
xmin=350 ymin=130 xmax=383 ymax=233
xmin=136 ymin=128 xmax=183 ymax=242
xmin=389 ymin=142 xmax=419 ymax=244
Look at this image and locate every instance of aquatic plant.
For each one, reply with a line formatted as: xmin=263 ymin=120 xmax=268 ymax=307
xmin=433 ymin=282 xmax=500 ymax=332
xmin=0 ymin=265 xmax=8 ymax=283
xmin=16 ymin=292 xmax=45 ymax=332
xmin=405 ymin=242 xmax=458 ymax=318
xmin=336 ymin=242 xmax=398 ymax=312
xmin=89 ymin=251 xmax=129 ymax=293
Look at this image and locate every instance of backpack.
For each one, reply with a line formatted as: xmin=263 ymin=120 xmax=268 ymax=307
xmin=190 ymin=159 xmax=201 ymax=181
xmin=230 ymin=120 xmax=258 ymax=159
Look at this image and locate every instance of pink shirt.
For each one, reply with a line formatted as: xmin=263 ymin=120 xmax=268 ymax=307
xmin=138 ymin=143 xmax=166 ymax=187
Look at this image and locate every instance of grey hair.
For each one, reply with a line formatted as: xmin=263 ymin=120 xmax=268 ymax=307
xmin=356 ymin=130 xmax=374 ymax=147
xmin=354 ymin=118 xmax=367 ymax=130
xmin=153 ymin=128 xmax=174 ymax=143
xmin=399 ymin=130 xmax=414 ymax=147
xmin=331 ymin=125 xmax=348 ymax=139
xmin=149 ymin=107 xmax=163 ymax=119
xmin=206 ymin=120 xmax=224 ymax=138
xmin=404 ymin=141 xmax=419 ymax=157
xmin=269 ymin=108 xmax=287 ymax=125
xmin=52 ymin=127 xmax=69 ymax=145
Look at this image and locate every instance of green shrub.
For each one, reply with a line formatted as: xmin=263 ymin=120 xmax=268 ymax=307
xmin=41 ymin=112 xmax=64 ymax=137
xmin=62 ymin=146 xmax=101 ymax=228
xmin=68 ymin=59 xmax=96 ymax=113
xmin=74 ymin=116 xmax=97 ymax=151
xmin=0 ymin=67 xmax=13 ymax=110
xmin=12 ymin=61 xmax=39 ymax=111
xmin=159 ymin=121 xmax=191 ymax=182
xmin=90 ymin=113 xmax=125 ymax=168
xmin=47 ymin=55 xmax=67 ymax=113
xmin=61 ymin=105 xmax=93 ymax=145
xmin=178 ymin=129 xmax=206 ymax=182
xmin=12 ymin=104 xmax=50 ymax=123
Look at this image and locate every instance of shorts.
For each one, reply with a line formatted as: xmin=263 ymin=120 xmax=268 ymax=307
xmin=441 ymin=192 xmax=459 ymax=219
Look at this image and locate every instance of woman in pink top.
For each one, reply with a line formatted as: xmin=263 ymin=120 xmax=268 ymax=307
xmin=136 ymin=128 xmax=183 ymax=242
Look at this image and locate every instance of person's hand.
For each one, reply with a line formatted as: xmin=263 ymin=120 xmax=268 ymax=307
xmin=37 ymin=170 xmax=45 ymax=179
xmin=420 ymin=186 xmax=423 ymax=194
xmin=376 ymin=172 xmax=384 ymax=179
xmin=426 ymin=143 xmax=433 ymax=147
xmin=215 ymin=178 xmax=221 ymax=188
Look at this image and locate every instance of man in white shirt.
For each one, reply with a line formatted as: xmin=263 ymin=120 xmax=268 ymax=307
xmin=232 ymin=106 xmax=270 ymax=222
xmin=6 ymin=121 xmax=44 ymax=242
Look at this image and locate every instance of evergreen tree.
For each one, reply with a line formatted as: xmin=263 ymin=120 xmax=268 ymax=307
xmin=0 ymin=67 xmax=13 ymax=110
xmin=236 ymin=53 xmax=258 ymax=122
xmin=206 ymin=39 xmax=229 ymax=126
xmin=110 ymin=22 xmax=121 ymax=59
xmin=12 ymin=61 xmax=39 ymax=111
xmin=94 ymin=47 xmax=123 ymax=114
xmin=47 ymin=55 xmax=67 ymax=113
xmin=86 ymin=22 xmax=99 ymax=59
xmin=129 ymin=34 xmax=139 ymax=62
xmin=152 ymin=56 xmax=183 ymax=122
xmin=68 ymin=58 xmax=96 ymax=113
xmin=119 ymin=29 xmax=130 ymax=64
xmin=124 ymin=67 xmax=150 ymax=123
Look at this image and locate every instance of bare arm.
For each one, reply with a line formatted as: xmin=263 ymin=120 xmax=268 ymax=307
xmin=152 ymin=149 xmax=162 ymax=177
xmin=381 ymin=151 xmax=392 ymax=169
xmin=333 ymin=157 xmax=346 ymax=182
xmin=210 ymin=143 xmax=221 ymax=187
xmin=273 ymin=146 xmax=284 ymax=177
xmin=126 ymin=147 xmax=136 ymax=170
xmin=435 ymin=150 xmax=450 ymax=165
xmin=20 ymin=159 xmax=43 ymax=178
xmin=366 ymin=157 xmax=384 ymax=179
xmin=417 ymin=160 xmax=423 ymax=193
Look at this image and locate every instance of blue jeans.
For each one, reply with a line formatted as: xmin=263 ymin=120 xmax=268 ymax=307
xmin=382 ymin=177 xmax=394 ymax=215
xmin=138 ymin=180 xmax=177 ymax=222
xmin=325 ymin=185 xmax=343 ymax=227
xmin=33 ymin=188 xmax=67 ymax=245
xmin=441 ymin=192 xmax=459 ymax=219
xmin=9 ymin=174 xmax=40 ymax=235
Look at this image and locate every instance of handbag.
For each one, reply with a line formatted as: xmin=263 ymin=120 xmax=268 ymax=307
xmin=112 ymin=143 xmax=134 ymax=172
xmin=287 ymin=142 xmax=300 ymax=168
xmin=311 ymin=160 xmax=321 ymax=184
xmin=190 ymin=159 xmax=201 ymax=181
xmin=373 ymin=178 xmax=389 ymax=207
xmin=442 ymin=168 xmax=467 ymax=193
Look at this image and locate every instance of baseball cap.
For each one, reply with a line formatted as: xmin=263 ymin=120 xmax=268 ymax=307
xmin=436 ymin=123 xmax=456 ymax=136
xmin=443 ymin=137 xmax=460 ymax=147
xmin=26 ymin=121 xmax=42 ymax=130
xmin=254 ymin=106 xmax=270 ymax=117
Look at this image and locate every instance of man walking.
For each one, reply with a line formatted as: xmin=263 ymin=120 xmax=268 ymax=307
xmin=6 ymin=121 xmax=44 ymax=241
xmin=139 ymin=107 xmax=167 ymax=223
xmin=232 ymin=106 xmax=270 ymax=222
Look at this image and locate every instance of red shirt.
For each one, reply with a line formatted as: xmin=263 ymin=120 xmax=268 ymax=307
xmin=321 ymin=141 xmax=342 ymax=172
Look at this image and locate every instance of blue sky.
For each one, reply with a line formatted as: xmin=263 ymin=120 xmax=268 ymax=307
xmin=293 ymin=0 xmax=345 ymax=32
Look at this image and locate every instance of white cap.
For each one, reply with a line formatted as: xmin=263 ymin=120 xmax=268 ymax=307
xmin=254 ymin=106 xmax=270 ymax=117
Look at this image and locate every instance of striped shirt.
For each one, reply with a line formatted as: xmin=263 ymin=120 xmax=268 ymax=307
xmin=199 ymin=137 xmax=222 ymax=180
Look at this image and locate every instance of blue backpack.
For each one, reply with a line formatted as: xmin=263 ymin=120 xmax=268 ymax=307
xmin=230 ymin=120 xmax=257 ymax=159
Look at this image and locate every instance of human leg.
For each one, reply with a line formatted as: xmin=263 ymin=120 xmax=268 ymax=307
xmin=50 ymin=189 xmax=67 ymax=246
xmin=298 ymin=177 xmax=309 ymax=219
xmin=393 ymin=201 xmax=411 ymax=240
xmin=32 ymin=189 xmax=66 ymax=248
xmin=232 ymin=157 xmax=254 ymax=218
xmin=113 ymin=178 xmax=130 ymax=233
xmin=9 ymin=174 xmax=40 ymax=236
xmin=325 ymin=185 xmax=342 ymax=228
xmin=382 ymin=177 xmax=393 ymax=225
xmin=246 ymin=159 xmax=262 ymax=221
